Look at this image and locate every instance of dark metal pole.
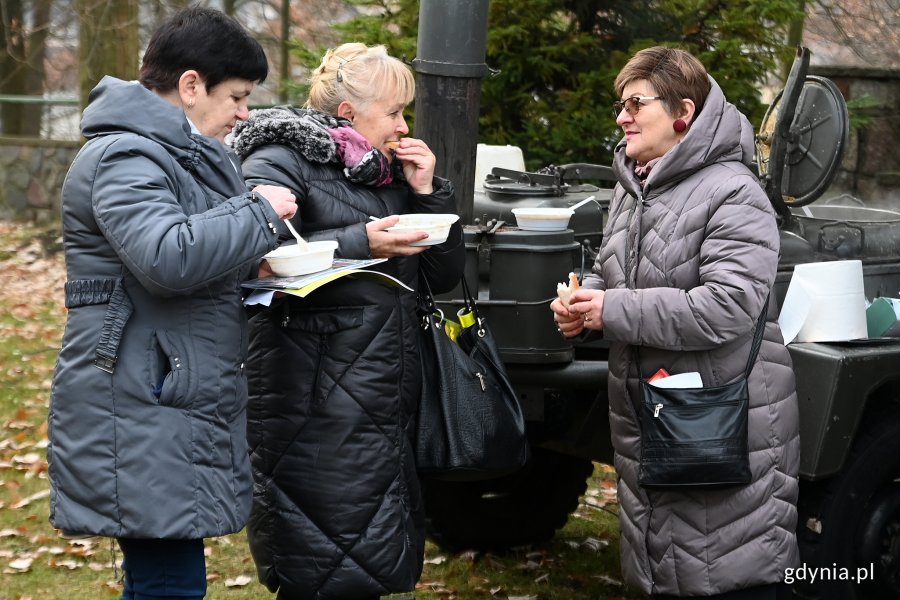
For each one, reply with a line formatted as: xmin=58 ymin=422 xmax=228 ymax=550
xmin=279 ymin=0 xmax=290 ymax=103
xmin=413 ymin=0 xmax=490 ymax=224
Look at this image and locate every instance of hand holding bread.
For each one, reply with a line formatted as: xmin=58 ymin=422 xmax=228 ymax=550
xmin=556 ymin=271 xmax=580 ymax=306
xmin=551 ymin=271 xmax=605 ymax=336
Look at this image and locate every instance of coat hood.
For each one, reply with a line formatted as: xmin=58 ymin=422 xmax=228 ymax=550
xmin=613 ymin=75 xmax=757 ymax=195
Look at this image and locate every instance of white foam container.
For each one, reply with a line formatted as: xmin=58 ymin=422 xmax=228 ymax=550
xmin=386 ymin=213 xmax=459 ymax=246
xmin=511 ymin=207 xmax=574 ymax=231
xmin=264 ymin=240 xmax=339 ymax=277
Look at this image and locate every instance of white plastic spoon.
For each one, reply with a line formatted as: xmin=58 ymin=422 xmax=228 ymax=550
xmin=283 ymin=218 xmax=309 ymax=251
xmin=569 ymin=195 xmax=597 ymax=211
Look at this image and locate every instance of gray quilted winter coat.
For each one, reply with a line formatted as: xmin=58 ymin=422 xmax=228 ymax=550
xmin=584 ymin=76 xmax=800 ymax=595
xmin=48 ymin=77 xmax=282 ymax=539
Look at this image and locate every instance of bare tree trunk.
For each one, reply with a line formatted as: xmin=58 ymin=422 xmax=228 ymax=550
xmin=76 ymin=0 xmax=139 ymax=110
xmin=223 ymin=0 xmax=235 ymax=16
xmin=0 ymin=0 xmax=27 ymax=135
xmin=23 ymin=0 xmax=53 ymax=136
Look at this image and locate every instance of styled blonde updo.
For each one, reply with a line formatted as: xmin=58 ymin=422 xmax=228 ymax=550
xmin=307 ymin=43 xmax=415 ymax=116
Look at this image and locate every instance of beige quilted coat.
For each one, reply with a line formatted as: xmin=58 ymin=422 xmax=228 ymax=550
xmin=584 ymin=77 xmax=800 ymax=595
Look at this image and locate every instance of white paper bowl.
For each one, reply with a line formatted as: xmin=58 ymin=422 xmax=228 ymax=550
xmin=386 ymin=213 xmax=460 ymax=246
xmin=511 ymin=207 xmax=574 ymax=231
xmin=264 ymin=240 xmax=339 ymax=277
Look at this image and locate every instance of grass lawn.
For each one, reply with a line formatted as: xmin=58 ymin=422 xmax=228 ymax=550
xmin=0 ymin=219 xmax=644 ymax=600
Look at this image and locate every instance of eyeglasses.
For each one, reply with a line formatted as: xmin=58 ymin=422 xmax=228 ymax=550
xmin=613 ymin=95 xmax=662 ymax=118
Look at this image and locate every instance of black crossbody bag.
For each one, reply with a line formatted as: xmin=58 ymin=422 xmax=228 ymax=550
xmin=636 ymin=301 xmax=767 ymax=489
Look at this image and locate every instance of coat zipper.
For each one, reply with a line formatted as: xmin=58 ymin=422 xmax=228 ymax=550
xmin=623 ymin=190 xmax=656 ymax=589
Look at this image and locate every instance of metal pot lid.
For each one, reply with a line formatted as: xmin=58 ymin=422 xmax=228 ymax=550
xmin=756 ymin=75 xmax=849 ymax=207
xmin=482 ymin=167 xmax=566 ymax=196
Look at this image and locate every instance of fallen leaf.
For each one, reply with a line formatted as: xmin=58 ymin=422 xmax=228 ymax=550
xmin=224 ymin=574 xmax=253 ymax=587
xmin=8 ymin=556 xmax=34 ymax=571
xmin=0 ymin=527 xmax=26 ymax=537
xmin=581 ymin=537 xmax=610 ymax=552
xmin=591 ymin=574 xmax=624 ymax=586
xmin=49 ymin=558 xmax=81 ymax=570
xmin=9 ymin=488 xmax=50 ymax=509
xmin=458 ymin=549 xmax=479 ymax=561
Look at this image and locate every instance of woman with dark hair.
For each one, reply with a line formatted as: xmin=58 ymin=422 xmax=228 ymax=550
xmin=47 ymin=7 xmax=296 ymax=599
xmin=232 ymin=42 xmax=464 ymax=599
xmin=551 ymin=46 xmax=799 ymax=599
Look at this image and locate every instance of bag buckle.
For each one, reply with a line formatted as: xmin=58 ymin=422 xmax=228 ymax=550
xmin=93 ymin=354 xmax=117 ymax=374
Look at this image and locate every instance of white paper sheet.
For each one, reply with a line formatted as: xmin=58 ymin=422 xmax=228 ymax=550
xmin=649 ymin=371 xmax=703 ymax=388
xmin=778 ymin=279 xmax=812 ymax=345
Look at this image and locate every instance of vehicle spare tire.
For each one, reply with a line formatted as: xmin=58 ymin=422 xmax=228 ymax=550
xmin=795 ymin=410 xmax=900 ymax=600
xmin=421 ymin=447 xmax=595 ymax=552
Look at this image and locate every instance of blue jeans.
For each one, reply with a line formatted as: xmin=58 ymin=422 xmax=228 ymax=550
xmin=117 ymin=538 xmax=206 ymax=600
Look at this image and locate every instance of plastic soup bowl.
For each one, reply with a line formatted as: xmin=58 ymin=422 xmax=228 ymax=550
xmin=511 ymin=207 xmax=574 ymax=231
xmin=263 ymin=240 xmax=339 ymax=277
xmin=386 ymin=213 xmax=460 ymax=246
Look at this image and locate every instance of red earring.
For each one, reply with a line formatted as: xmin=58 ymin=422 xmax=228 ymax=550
xmin=673 ymin=119 xmax=687 ymax=133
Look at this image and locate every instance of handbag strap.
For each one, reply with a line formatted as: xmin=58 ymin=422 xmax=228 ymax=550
xmin=417 ymin=274 xmax=440 ymax=321
xmin=622 ymin=201 xmax=769 ymax=379
xmin=459 ymin=276 xmax=487 ymax=337
xmin=743 ymin=293 xmax=770 ymax=378
xmin=635 ymin=292 xmax=771 ymax=380
xmin=418 ymin=275 xmax=486 ymax=337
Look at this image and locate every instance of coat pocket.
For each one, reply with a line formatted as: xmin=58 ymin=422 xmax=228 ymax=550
xmin=281 ymin=306 xmax=367 ymax=407
xmin=149 ymin=330 xmax=196 ymax=409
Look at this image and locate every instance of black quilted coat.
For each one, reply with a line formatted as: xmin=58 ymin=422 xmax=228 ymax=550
xmin=236 ymin=107 xmax=465 ymax=599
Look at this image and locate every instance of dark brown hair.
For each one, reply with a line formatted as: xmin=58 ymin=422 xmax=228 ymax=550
xmin=139 ymin=6 xmax=268 ymax=94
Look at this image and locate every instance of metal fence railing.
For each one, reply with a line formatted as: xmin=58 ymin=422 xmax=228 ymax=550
xmin=0 ymin=95 xmax=81 ymax=142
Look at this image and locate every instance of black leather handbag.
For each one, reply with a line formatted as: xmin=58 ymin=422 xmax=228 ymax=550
xmin=637 ymin=300 xmax=768 ymax=489
xmin=414 ymin=276 xmax=530 ymax=481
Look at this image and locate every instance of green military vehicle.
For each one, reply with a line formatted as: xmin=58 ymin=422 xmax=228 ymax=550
xmin=409 ymin=5 xmax=899 ymax=597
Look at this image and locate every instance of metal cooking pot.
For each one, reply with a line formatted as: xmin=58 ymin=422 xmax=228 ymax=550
xmin=792 ymin=205 xmax=900 ymax=258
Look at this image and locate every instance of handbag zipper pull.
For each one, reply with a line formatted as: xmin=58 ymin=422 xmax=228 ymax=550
xmin=475 ymin=372 xmax=486 ymax=391
xmin=653 ymin=403 xmax=663 ymax=417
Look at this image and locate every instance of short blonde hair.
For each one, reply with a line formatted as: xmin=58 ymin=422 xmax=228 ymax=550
xmin=306 ymin=43 xmax=415 ymax=115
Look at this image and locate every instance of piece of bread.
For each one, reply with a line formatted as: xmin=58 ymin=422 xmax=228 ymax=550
xmin=385 ymin=140 xmax=401 ymax=149
xmin=556 ymin=271 xmax=580 ymax=305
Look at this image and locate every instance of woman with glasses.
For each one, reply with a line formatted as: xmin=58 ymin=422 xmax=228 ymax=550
xmin=551 ymin=46 xmax=799 ymax=599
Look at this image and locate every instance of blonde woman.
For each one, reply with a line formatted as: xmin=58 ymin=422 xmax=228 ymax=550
xmin=232 ymin=43 xmax=464 ymax=599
